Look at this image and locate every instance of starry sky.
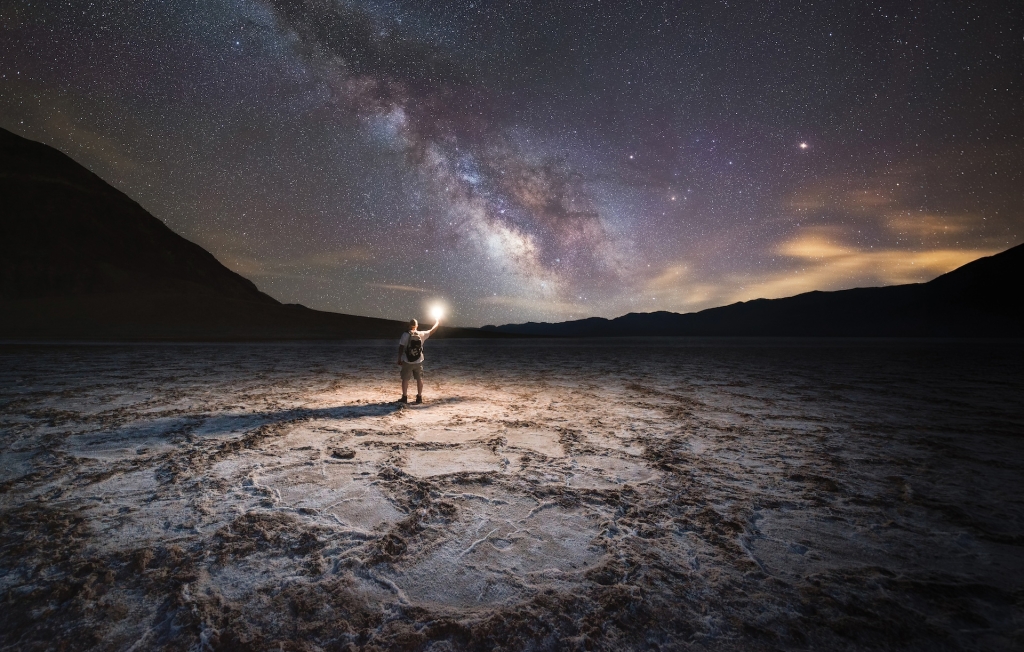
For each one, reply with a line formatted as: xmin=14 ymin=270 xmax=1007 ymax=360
xmin=2 ymin=1 xmax=1022 ymax=326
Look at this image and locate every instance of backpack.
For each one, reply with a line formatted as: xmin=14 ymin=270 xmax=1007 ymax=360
xmin=405 ymin=332 xmax=423 ymax=362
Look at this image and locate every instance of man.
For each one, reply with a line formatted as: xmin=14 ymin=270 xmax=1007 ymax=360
xmin=397 ymin=316 xmax=440 ymax=404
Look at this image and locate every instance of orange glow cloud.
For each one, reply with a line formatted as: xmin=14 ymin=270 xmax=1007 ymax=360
xmin=885 ymin=212 xmax=977 ymax=237
xmin=726 ymin=229 xmax=999 ymax=304
xmin=646 ymin=228 xmax=1002 ymax=315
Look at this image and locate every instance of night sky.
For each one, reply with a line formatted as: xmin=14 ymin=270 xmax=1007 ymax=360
xmin=2 ymin=1 xmax=1022 ymax=326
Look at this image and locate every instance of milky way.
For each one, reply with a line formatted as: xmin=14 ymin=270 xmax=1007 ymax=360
xmin=1 ymin=1 xmax=1021 ymax=325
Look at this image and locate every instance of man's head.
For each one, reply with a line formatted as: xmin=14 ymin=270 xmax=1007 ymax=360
xmin=408 ymin=319 xmax=418 ymax=331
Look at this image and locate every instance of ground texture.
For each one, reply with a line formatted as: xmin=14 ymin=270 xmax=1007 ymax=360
xmin=1 ymin=339 xmax=1022 ymax=651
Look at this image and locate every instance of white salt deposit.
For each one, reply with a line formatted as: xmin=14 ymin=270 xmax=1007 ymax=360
xmin=1 ymin=339 xmax=1022 ymax=650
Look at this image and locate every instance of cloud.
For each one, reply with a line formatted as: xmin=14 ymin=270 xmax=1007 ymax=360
xmin=885 ymin=211 xmax=977 ymax=237
xmin=218 ymin=247 xmax=374 ymax=279
xmin=645 ymin=226 xmax=1002 ymax=315
xmin=782 ymin=162 xmax=1011 ymax=249
xmin=297 ymin=249 xmax=376 ymax=265
xmin=477 ymin=294 xmax=592 ymax=321
xmin=366 ymin=282 xmax=429 ymax=293
xmin=746 ymin=163 xmax=1012 ymax=307
xmin=775 ymin=231 xmax=851 ymax=260
xmin=643 ymin=265 xmax=726 ymax=311
xmin=743 ymin=234 xmax=994 ymax=300
xmin=785 ymin=175 xmax=904 ymax=215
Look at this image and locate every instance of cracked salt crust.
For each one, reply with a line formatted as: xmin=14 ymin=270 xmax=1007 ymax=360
xmin=1 ymin=339 xmax=1023 ymax=650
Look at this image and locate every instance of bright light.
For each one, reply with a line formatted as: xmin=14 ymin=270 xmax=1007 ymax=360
xmin=430 ymin=306 xmax=444 ymax=321
xmin=799 ymin=142 xmax=808 ymax=149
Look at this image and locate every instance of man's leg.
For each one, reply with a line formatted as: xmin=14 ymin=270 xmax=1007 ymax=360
xmin=415 ymin=366 xmax=424 ymax=403
xmin=400 ymin=364 xmax=410 ymax=401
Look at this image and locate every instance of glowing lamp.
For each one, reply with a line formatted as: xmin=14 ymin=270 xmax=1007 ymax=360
xmin=430 ymin=306 xmax=444 ymax=321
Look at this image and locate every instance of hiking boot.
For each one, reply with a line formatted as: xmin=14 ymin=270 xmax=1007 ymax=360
xmin=415 ymin=395 xmax=423 ymax=404
xmin=399 ymin=395 xmax=408 ymax=403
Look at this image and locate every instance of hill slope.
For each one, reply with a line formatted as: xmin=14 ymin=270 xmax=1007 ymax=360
xmin=0 ymin=127 xmax=488 ymax=340
xmin=485 ymin=244 xmax=1024 ymax=337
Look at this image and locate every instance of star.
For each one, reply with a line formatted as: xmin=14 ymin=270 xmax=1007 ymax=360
xmin=3 ymin=1 xmax=1015 ymax=326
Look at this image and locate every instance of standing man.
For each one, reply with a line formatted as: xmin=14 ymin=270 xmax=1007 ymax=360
xmin=397 ymin=316 xmax=440 ymax=403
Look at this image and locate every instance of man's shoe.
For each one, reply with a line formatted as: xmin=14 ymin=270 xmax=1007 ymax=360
xmin=415 ymin=395 xmax=423 ymax=404
xmin=399 ymin=395 xmax=408 ymax=403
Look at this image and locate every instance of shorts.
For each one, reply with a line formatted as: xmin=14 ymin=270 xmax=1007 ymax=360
xmin=400 ymin=362 xmax=423 ymax=381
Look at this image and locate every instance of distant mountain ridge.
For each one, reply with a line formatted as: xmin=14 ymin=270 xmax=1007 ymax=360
xmin=483 ymin=244 xmax=1024 ymax=337
xmin=3 ymin=125 xmax=1019 ymax=340
xmin=0 ymin=127 xmax=497 ymax=340
xmin=0 ymin=127 xmax=277 ymax=305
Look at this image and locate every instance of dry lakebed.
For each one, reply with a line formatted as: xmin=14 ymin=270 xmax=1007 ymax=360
xmin=1 ymin=338 xmax=1022 ymax=650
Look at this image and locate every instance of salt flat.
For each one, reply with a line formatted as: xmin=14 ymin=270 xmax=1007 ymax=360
xmin=1 ymin=339 xmax=1022 ymax=650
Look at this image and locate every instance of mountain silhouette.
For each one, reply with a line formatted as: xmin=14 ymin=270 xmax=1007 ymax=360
xmin=4 ymin=126 xmax=1019 ymax=340
xmin=0 ymin=127 xmax=490 ymax=340
xmin=484 ymin=244 xmax=1024 ymax=337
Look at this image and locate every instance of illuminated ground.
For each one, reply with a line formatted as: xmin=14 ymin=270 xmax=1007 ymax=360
xmin=1 ymin=340 xmax=1022 ymax=650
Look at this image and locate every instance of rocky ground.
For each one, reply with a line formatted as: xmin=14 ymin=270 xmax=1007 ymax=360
xmin=1 ymin=338 xmax=1022 ymax=651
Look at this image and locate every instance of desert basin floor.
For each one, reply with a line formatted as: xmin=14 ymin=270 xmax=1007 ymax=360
xmin=1 ymin=338 xmax=1022 ymax=651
